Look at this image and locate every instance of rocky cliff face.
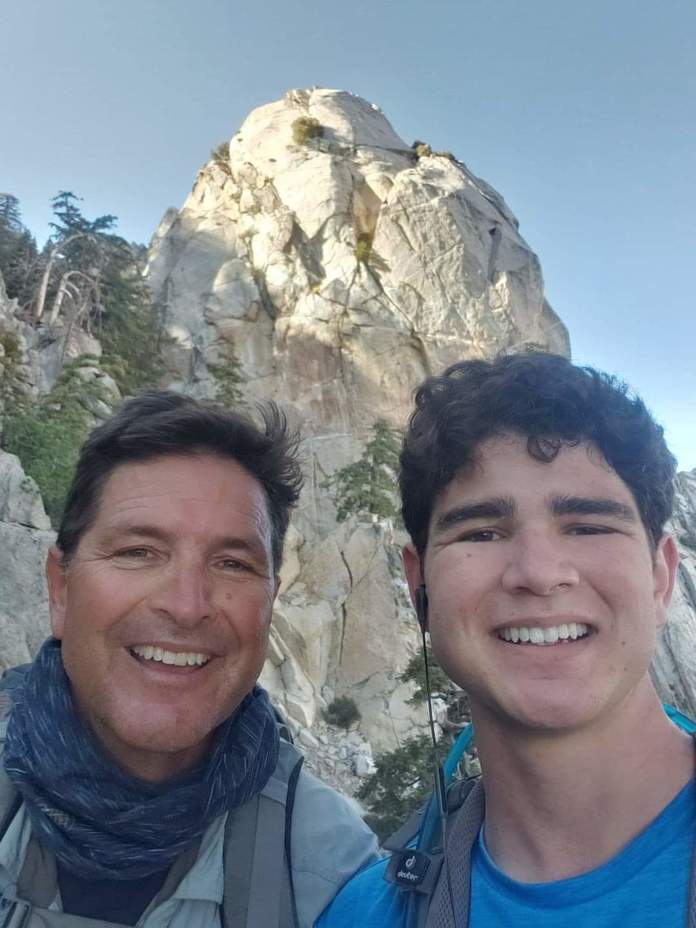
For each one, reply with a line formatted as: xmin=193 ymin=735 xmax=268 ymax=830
xmin=147 ymin=88 xmax=569 ymax=538
xmin=143 ymin=88 xmax=571 ymax=764
xmin=1 ymin=89 xmax=695 ymax=792
xmin=0 ymin=448 xmax=54 ymax=671
xmin=653 ymin=472 xmax=696 ymax=716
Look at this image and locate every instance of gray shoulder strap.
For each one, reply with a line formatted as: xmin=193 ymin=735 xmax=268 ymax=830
xmin=0 ymin=686 xmax=20 ymax=840
xmin=424 ymin=779 xmax=485 ymax=928
xmin=383 ymin=777 xmax=481 ymax=928
xmin=222 ymin=740 xmax=303 ymax=928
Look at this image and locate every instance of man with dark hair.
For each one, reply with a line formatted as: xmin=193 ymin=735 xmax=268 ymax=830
xmin=319 ymin=352 xmax=693 ymax=927
xmin=0 ymin=390 xmax=377 ymax=928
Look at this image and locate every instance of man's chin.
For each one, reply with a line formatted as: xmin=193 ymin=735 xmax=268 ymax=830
xmin=474 ymin=691 xmax=601 ymax=737
xmin=94 ymin=715 xmax=217 ymax=781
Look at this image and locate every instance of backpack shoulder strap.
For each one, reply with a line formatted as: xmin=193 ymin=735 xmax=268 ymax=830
xmin=0 ymin=679 xmax=21 ymax=841
xmin=222 ymin=739 xmax=303 ymax=928
xmin=383 ymin=776 xmax=481 ymax=928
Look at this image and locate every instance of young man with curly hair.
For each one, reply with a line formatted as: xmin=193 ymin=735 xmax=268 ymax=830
xmin=319 ymin=352 xmax=692 ymax=927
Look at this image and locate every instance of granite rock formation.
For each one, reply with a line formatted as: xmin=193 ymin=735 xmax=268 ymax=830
xmin=1 ymin=90 xmax=695 ymax=790
xmin=144 ymin=88 xmax=570 ymax=751
xmin=147 ymin=88 xmax=569 ymax=537
xmin=0 ymin=449 xmax=54 ymax=671
xmin=653 ymin=471 xmax=696 ymax=716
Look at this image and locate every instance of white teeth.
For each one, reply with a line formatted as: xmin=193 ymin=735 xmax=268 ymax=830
xmin=497 ymin=623 xmax=592 ymax=645
xmin=131 ymin=646 xmax=210 ymax=667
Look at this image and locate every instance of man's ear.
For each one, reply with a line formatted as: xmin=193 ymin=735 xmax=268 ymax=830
xmin=402 ymin=543 xmax=427 ymax=629
xmin=46 ymin=546 xmax=68 ymax=639
xmin=653 ymin=533 xmax=679 ymax=629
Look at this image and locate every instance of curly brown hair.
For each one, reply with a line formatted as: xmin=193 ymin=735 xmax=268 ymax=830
xmin=400 ymin=352 xmax=676 ymax=556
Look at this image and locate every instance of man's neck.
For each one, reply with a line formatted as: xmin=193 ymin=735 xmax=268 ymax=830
xmin=475 ymin=688 xmax=695 ymax=883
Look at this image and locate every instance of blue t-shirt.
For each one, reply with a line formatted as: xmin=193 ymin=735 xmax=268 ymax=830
xmin=316 ymin=778 xmax=695 ymax=927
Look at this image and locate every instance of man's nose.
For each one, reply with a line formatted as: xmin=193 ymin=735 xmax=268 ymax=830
xmin=149 ymin=561 xmax=212 ymax=626
xmin=501 ymin=530 xmax=580 ymax=596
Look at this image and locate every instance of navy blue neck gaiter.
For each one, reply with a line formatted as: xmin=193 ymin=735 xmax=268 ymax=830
xmin=2 ymin=638 xmax=280 ymax=879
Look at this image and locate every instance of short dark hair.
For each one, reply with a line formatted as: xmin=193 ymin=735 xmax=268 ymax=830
xmin=56 ymin=391 xmax=303 ymax=570
xmin=400 ymin=352 xmax=676 ymax=556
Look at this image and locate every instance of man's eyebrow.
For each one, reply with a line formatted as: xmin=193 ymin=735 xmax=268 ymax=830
xmin=100 ymin=524 xmax=269 ymax=557
xmin=550 ymin=495 xmax=637 ymax=522
xmin=432 ymin=496 xmax=515 ymax=535
xmin=99 ymin=524 xmax=170 ymax=544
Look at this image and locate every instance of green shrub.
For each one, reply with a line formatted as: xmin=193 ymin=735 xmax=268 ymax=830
xmin=356 ymin=645 xmax=471 ymax=841
xmin=324 ymin=696 xmax=361 ymax=729
xmin=207 ymin=337 xmax=246 ymax=409
xmin=357 ymin=735 xmax=435 ymax=842
xmin=292 ymin=116 xmax=323 ymax=145
xmin=354 ymin=232 xmax=389 ymax=272
xmin=323 ymin=419 xmax=402 ymax=524
xmin=210 ymin=142 xmax=232 ymax=176
xmin=411 ymin=142 xmax=456 ymax=162
xmin=412 ymin=140 xmax=432 ymax=159
xmin=4 ymin=356 xmax=114 ymax=525
xmin=401 ymin=646 xmax=454 ymax=705
xmin=0 ymin=329 xmax=31 ymax=443
xmin=354 ymin=232 xmax=374 ymax=264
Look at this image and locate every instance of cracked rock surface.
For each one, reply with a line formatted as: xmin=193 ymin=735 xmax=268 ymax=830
xmin=653 ymin=471 xmax=696 ymax=717
xmin=142 ymin=88 xmax=574 ymax=780
xmin=147 ymin=88 xmax=570 ymax=542
xmin=2 ymin=90 xmax=695 ymax=797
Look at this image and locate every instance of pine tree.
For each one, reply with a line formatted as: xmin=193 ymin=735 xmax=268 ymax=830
xmin=0 ymin=329 xmax=31 ymax=445
xmin=35 ymin=192 xmax=118 ymax=324
xmin=0 ymin=195 xmax=40 ymax=308
xmin=3 ymin=355 xmax=114 ymax=524
xmin=356 ymin=646 xmax=471 ymax=841
xmin=325 ymin=419 xmax=402 ymax=523
xmin=356 ymin=734 xmax=435 ymax=841
xmin=18 ymin=192 xmax=168 ymax=391
xmin=207 ymin=337 xmax=246 ymax=409
xmin=96 ymin=241 xmax=167 ymax=394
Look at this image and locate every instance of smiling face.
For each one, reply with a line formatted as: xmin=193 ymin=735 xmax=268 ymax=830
xmin=403 ymin=434 xmax=678 ymax=735
xmin=47 ymin=453 xmax=278 ymax=781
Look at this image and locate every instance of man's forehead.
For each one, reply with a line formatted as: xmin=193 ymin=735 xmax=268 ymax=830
xmin=433 ymin=434 xmax=635 ymax=512
xmin=94 ymin=453 xmax=271 ymax=528
xmin=466 ymin=433 xmax=612 ymax=474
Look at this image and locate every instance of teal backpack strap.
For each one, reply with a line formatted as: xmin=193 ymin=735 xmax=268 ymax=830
xmin=222 ymin=740 xmax=303 ymax=928
xmin=383 ymin=724 xmax=477 ymax=928
xmin=664 ymin=704 xmax=696 ymax=734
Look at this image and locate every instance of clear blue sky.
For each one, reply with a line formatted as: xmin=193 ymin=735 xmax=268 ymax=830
xmin=2 ymin=0 xmax=694 ymax=469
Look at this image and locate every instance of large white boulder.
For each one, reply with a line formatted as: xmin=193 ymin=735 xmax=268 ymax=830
xmin=0 ymin=450 xmax=54 ymax=669
xmin=147 ymin=88 xmax=569 ymax=538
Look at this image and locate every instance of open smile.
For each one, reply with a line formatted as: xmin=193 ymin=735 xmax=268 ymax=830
xmin=128 ymin=645 xmax=212 ymax=668
xmin=496 ymin=622 xmax=594 ymax=646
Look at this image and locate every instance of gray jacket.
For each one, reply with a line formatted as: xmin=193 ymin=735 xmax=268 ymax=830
xmin=0 ymin=711 xmax=378 ymax=928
